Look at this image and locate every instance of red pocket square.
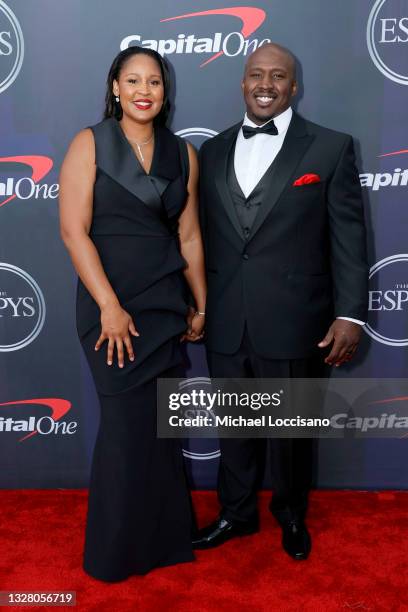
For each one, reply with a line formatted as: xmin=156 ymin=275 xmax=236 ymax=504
xmin=293 ymin=173 xmax=321 ymax=186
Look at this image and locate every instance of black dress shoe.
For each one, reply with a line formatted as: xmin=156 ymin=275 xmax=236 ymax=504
xmin=281 ymin=519 xmax=311 ymax=560
xmin=192 ymin=516 xmax=259 ymax=550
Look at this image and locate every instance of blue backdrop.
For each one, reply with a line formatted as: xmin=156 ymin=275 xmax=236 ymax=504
xmin=0 ymin=0 xmax=407 ymax=489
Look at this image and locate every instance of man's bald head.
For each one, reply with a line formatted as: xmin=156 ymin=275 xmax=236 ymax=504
xmin=241 ymin=42 xmax=298 ymax=125
xmin=244 ymin=43 xmax=297 ymax=80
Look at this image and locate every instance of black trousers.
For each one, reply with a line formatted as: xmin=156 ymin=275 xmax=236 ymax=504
xmin=206 ymin=326 xmax=327 ymax=526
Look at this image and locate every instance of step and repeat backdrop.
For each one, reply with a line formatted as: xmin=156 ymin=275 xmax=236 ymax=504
xmin=1 ymin=0 xmax=407 ymax=489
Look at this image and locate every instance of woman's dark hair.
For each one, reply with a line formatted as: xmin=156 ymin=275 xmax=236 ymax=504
xmin=104 ymin=47 xmax=171 ymax=125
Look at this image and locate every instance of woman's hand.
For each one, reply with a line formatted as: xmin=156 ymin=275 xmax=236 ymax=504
xmin=95 ymin=303 xmax=139 ymax=367
xmin=181 ymin=307 xmax=205 ymax=342
xmin=190 ymin=312 xmax=205 ymax=341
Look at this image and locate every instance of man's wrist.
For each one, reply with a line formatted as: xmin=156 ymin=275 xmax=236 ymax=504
xmin=336 ymin=316 xmax=365 ymax=326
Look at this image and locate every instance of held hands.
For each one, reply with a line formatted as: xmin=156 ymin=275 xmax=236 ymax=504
xmin=318 ymin=320 xmax=362 ymax=367
xmin=95 ymin=302 xmax=139 ymax=368
xmin=180 ymin=306 xmax=205 ymax=343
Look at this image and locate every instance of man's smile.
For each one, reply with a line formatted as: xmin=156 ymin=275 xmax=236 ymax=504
xmin=254 ymin=93 xmax=277 ymax=107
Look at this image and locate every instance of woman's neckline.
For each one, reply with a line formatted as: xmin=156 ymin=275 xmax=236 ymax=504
xmin=115 ymin=118 xmax=158 ymax=176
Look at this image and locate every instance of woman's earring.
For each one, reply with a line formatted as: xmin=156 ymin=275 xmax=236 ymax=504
xmin=115 ymin=95 xmax=120 ymax=103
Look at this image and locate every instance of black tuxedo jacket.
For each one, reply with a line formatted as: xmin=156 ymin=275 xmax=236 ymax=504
xmin=198 ymin=112 xmax=368 ymax=359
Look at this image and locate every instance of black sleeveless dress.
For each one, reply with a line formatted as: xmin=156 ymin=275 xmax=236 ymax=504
xmin=76 ymin=118 xmax=195 ymax=581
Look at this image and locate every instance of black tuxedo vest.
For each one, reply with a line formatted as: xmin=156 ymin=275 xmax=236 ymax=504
xmin=227 ymin=142 xmax=278 ymax=240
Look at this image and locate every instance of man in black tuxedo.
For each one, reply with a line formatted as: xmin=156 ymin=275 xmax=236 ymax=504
xmin=192 ymin=43 xmax=368 ymax=559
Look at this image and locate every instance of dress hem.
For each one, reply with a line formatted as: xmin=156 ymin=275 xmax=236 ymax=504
xmin=82 ymin=551 xmax=196 ymax=582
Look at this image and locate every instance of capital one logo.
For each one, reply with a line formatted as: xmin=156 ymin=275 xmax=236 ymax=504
xmin=0 ymin=398 xmax=77 ymax=442
xmin=0 ymin=0 xmax=24 ymax=94
xmin=121 ymin=6 xmax=268 ymax=67
xmin=365 ymin=254 xmax=408 ymax=347
xmin=367 ymin=0 xmax=408 ymax=85
xmin=0 ymin=155 xmax=57 ymax=208
xmin=0 ymin=263 xmax=46 ymax=352
xmin=360 ymin=149 xmax=408 ymax=191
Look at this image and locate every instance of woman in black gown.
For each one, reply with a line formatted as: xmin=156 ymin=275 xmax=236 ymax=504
xmin=59 ymin=47 xmax=206 ymax=581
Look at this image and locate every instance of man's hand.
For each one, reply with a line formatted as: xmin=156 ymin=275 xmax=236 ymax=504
xmin=318 ymin=320 xmax=362 ymax=367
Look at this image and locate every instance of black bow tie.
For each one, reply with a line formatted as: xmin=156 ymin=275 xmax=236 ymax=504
xmin=242 ymin=120 xmax=278 ymax=139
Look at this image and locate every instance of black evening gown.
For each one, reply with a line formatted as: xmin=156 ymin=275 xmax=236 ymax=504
xmin=76 ymin=118 xmax=195 ymax=581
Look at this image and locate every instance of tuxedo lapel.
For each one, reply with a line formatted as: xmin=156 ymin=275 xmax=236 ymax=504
xmin=214 ymin=122 xmax=245 ymax=240
xmin=248 ymin=113 xmax=315 ymax=241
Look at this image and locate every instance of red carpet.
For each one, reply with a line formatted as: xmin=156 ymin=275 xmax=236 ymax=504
xmin=0 ymin=490 xmax=407 ymax=611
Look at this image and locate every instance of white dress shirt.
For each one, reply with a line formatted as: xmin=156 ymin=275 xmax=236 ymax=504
xmin=233 ymin=107 xmax=365 ymax=327
xmin=234 ymin=107 xmax=293 ymax=198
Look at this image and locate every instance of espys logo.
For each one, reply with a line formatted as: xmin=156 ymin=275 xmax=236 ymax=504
xmin=0 ymin=398 xmax=77 ymax=442
xmin=367 ymin=0 xmax=408 ymax=85
xmin=176 ymin=127 xmax=218 ymax=147
xmin=360 ymin=149 xmax=408 ymax=191
xmin=0 ymin=0 xmax=24 ymax=94
xmin=365 ymin=254 xmax=408 ymax=347
xmin=121 ymin=7 xmax=268 ymax=67
xmin=0 ymin=155 xmax=57 ymax=208
xmin=179 ymin=377 xmax=220 ymax=461
xmin=0 ymin=263 xmax=46 ymax=352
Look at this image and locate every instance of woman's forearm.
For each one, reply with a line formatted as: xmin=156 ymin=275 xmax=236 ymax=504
xmin=180 ymin=236 xmax=207 ymax=312
xmin=62 ymin=232 xmax=119 ymax=310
